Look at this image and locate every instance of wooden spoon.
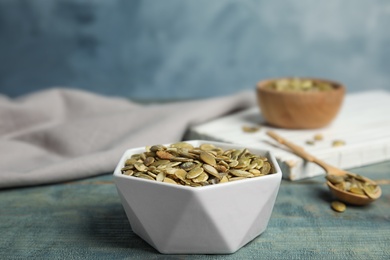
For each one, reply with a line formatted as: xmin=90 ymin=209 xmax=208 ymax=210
xmin=267 ymin=131 xmax=382 ymax=205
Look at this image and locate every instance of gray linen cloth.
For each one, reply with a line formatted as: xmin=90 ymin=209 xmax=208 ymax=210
xmin=0 ymin=88 xmax=256 ymax=189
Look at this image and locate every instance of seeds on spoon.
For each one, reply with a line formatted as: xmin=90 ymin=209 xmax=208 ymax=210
xmin=326 ymin=174 xmax=379 ymax=199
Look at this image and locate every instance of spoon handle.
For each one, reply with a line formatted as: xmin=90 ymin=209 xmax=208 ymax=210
xmin=267 ymin=131 xmax=338 ymax=174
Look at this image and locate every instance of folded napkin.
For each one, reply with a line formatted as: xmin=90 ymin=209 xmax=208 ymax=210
xmin=0 ymin=88 xmax=256 ymax=189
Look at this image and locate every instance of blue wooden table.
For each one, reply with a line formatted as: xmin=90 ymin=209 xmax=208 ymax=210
xmin=1 ymin=161 xmax=389 ymax=259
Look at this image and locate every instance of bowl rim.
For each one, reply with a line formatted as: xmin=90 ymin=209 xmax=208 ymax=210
xmin=256 ymin=77 xmax=345 ymax=94
xmin=113 ymin=140 xmax=282 ymax=191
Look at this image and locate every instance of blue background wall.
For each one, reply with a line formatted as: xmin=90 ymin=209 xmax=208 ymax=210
xmin=0 ymin=0 xmax=389 ymax=99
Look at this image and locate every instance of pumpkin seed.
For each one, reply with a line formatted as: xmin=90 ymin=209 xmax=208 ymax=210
xmin=144 ymin=157 xmax=155 ymax=166
xmin=163 ymin=177 xmax=177 ymax=184
xmin=186 ymin=167 xmax=204 ymax=179
xmin=170 ymin=142 xmax=194 ymax=150
xmin=242 ymin=126 xmax=261 ymax=133
xmin=192 ymin=172 xmax=209 ymax=183
xmin=156 ymin=150 xmax=175 ymax=160
xmin=260 ymin=162 xmax=271 ymax=175
xmin=200 ymin=151 xmax=216 ymax=166
xmin=220 ymin=176 xmax=229 ymax=183
xmin=331 ymin=201 xmax=346 ymax=212
xmin=229 ymin=169 xmax=253 ymax=177
xmin=332 ymin=140 xmax=346 ymax=147
xmin=156 ymin=172 xmax=165 ymax=182
xmin=203 ymin=164 xmax=220 ymax=179
xmin=134 ymin=162 xmax=147 ymax=172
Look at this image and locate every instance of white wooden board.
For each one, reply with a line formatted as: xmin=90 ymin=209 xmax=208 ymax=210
xmin=186 ymin=90 xmax=390 ymax=180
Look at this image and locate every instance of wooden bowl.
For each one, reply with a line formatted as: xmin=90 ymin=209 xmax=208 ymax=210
xmin=256 ymin=78 xmax=345 ymax=129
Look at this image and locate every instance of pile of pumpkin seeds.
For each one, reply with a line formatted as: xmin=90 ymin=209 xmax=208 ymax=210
xmin=267 ymin=78 xmax=333 ymax=92
xmin=326 ymin=174 xmax=379 ymax=199
xmin=121 ymin=142 xmax=274 ymax=187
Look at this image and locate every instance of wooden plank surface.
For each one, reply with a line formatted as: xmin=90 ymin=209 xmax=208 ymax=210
xmin=187 ymin=90 xmax=390 ymax=180
xmin=1 ymin=161 xmax=389 ymax=259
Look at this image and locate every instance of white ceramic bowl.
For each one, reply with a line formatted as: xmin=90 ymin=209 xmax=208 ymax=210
xmin=113 ymin=140 xmax=282 ymax=254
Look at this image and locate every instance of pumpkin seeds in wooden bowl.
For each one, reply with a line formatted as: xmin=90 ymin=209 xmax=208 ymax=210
xmin=256 ymin=77 xmax=345 ymax=129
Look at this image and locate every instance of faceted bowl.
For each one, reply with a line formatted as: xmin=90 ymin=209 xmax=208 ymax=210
xmin=113 ymin=140 xmax=282 ymax=254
